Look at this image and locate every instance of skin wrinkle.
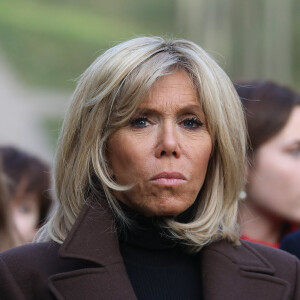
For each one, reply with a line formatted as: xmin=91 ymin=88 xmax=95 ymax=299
xmin=108 ymin=71 xmax=212 ymax=217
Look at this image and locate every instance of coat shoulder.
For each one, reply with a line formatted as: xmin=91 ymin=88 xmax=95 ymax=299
xmin=0 ymin=242 xmax=60 ymax=299
xmin=1 ymin=241 xmax=59 ymax=259
xmin=0 ymin=241 xmax=98 ymax=277
xmin=0 ymin=242 xmax=60 ymax=274
xmin=201 ymin=239 xmax=300 ymax=299
xmin=204 ymin=239 xmax=299 ymax=276
xmin=241 ymin=239 xmax=299 ymax=266
xmin=240 ymin=240 xmax=300 ymax=298
xmin=0 ymin=241 xmax=100 ymax=299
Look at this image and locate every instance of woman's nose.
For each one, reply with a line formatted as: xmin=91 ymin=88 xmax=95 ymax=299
xmin=155 ymin=123 xmax=181 ymax=158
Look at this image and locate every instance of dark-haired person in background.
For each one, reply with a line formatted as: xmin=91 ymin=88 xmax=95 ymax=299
xmin=0 ymin=146 xmax=53 ymax=243
xmin=236 ymin=80 xmax=300 ymax=248
xmin=0 ymin=154 xmax=22 ymax=252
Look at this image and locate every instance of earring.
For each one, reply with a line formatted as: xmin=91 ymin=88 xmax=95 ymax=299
xmin=239 ymin=190 xmax=247 ymax=200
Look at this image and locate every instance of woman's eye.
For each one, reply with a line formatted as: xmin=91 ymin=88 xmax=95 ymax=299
xmin=18 ymin=205 xmax=31 ymax=214
xmin=182 ymin=117 xmax=203 ymax=129
xmin=289 ymin=148 xmax=300 ymax=157
xmin=130 ymin=117 xmax=150 ymax=128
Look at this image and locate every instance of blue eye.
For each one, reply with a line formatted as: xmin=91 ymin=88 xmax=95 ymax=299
xmin=130 ymin=117 xmax=149 ymax=128
xmin=183 ymin=117 xmax=203 ymax=129
xmin=290 ymin=148 xmax=300 ymax=157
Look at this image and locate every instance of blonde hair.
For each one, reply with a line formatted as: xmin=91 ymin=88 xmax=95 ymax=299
xmin=39 ymin=36 xmax=246 ymax=252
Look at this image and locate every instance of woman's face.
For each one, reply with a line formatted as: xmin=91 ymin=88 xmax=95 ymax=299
xmin=11 ymin=179 xmax=39 ymax=243
xmin=108 ymin=71 xmax=212 ymax=217
xmin=246 ymin=106 xmax=300 ymax=221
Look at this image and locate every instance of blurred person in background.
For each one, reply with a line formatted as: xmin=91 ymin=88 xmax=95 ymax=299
xmin=236 ymin=80 xmax=300 ymax=248
xmin=0 ymin=37 xmax=299 ymax=299
xmin=0 ymin=146 xmax=53 ymax=243
xmin=0 ymin=155 xmax=21 ymax=252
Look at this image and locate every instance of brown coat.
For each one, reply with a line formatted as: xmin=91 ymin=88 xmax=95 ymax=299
xmin=0 ymin=201 xmax=299 ymax=300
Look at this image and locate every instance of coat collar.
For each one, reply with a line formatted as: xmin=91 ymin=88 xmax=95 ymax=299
xmin=58 ymin=199 xmax=121 ymax=266
xmin=49 ymin=198 xmax=290 ymax=300
xmin=49 ymin=199 xmax=137 ymax=300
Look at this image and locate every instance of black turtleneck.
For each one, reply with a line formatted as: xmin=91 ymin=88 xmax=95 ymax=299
xmin=117 ymin=202 xmax=203 ymax=300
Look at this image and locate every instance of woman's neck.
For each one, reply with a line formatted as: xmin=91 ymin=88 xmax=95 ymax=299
xmin=238 ymin=201 xmax=283 ymax=245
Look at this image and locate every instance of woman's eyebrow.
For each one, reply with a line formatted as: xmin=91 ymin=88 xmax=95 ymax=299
xmin=133 ymin=108 xmax=158 ymax=116
xmin=178 ymin=105 xmax=203 ymax=114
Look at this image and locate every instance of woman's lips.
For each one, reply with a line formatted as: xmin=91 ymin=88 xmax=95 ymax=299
xmin=150 ymin=172 xmax=186 ymax=185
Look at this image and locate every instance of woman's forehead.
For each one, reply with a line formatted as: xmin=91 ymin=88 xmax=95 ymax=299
xmin=140 ymin=71 xmax=200 ymax=107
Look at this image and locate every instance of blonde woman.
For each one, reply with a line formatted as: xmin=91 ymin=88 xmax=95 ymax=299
xmin=0 ymin=37 xmax=299 ymax=300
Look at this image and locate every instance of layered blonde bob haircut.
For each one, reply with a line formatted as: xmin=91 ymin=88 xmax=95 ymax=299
xmin=40 ymin=36 xmax=246 ymax=252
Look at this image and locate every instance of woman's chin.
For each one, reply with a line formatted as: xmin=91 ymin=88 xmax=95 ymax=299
xmin=133 ymin=199 xmax=194 ymax=218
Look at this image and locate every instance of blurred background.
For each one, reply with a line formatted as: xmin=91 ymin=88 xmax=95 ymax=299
xmin=0 ymin=0 xmax=299 ymax=163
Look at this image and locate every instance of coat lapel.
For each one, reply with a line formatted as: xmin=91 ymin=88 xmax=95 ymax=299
xmin=48 ymin=200 xmax=137 ymax=300
xmin=201 ymin=239 xmax=290 ymax=300
xmin=48 ymin=264 xmax=136 ymax=300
